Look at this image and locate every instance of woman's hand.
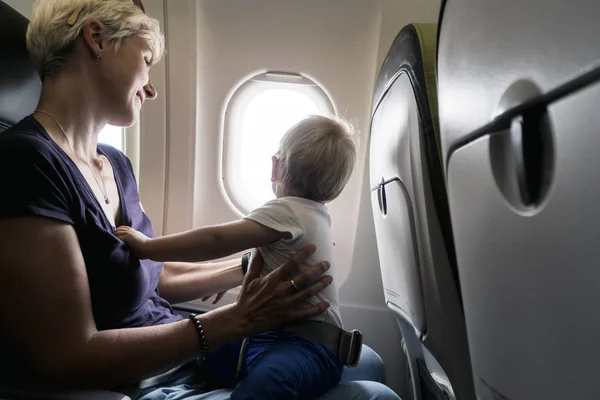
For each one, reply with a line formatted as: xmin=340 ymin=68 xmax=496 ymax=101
xmin=232 ymin=244 xmax=332 ymax=335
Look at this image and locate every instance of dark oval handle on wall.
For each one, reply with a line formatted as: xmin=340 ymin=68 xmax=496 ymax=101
xmin=490 ymin=107 xmax=554 ymax=212
xmin=377 ymin=176 xmax=388 ymax=216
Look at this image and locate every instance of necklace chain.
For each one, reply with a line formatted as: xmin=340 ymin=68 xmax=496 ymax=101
xmin=34 ymin=109 xmax=111 ymax=205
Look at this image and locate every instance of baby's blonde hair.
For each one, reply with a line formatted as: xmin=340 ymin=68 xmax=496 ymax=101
xmin=26 ymin=0 xmax=165 ymax=80
xmin=277 ymin=115 xmax=357 ymax=202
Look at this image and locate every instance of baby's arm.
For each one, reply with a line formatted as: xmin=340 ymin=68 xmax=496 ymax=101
xmin=115 ymin=220 xmax=289 ymax=262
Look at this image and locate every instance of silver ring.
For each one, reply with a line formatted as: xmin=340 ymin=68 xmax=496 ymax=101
xmin=290 ymin=279 xmax=299 ymax=292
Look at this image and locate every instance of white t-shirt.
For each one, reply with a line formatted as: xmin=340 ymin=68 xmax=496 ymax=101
xmin=244 ymin=196 xmax=342 ymax=328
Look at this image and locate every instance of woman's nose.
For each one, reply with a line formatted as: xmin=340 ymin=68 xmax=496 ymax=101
xmin=143 ymin=78 xmax=158 ymax=100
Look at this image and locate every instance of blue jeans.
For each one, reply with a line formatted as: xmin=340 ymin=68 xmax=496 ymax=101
xmin=137 ymin=344 xmax=399 ymax=400
xmin=203 ymin=331 xmax=343 ymax=399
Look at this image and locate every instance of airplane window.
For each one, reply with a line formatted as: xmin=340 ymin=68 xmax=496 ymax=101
xmin=98 ymin=124 xmax=125 ymax=152
xmin=222 ymin=72 xmax=335 ymax=215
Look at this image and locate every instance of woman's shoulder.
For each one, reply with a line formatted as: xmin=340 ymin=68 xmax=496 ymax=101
xmin=0 ymin=116 xmax=60 ymax=164
xmin=97 ymin=142 xmax=125 ymax=158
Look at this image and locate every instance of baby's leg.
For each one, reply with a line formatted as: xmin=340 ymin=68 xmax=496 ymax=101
xmin=231 ymin=332 xmax=343 ymax=400
xmin=202 ymin=339 xmax=244 ymax=389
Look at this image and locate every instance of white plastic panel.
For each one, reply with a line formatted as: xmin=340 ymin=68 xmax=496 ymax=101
xmin=438 ymin=0 xmax=600 ymax=162
xmin=370 ymin=73 xmax=414 ymax=189
xmin=370 ymin=73 xmax=426 ymax=333
xmin=371 ymin=183 xmax=423 ymax=332
xmin=446 ymin=83 xmax=600 ymax=400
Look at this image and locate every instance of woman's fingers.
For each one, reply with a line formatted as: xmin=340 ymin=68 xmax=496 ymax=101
xmin=213 ymin=291 xmax=225 ymax=304
xmin=271 ymin=244 xmax=317 ymax=282
xmin=233 ymin=244 xmax=333 ymax=334
xmin=201 ymin=291 xmax=227 ymax=304
xmin=287 ymin=274 xmax=333 ymax=304
xmin=281 ymin=260 xmax=330 ymax=295
xmin=243 ymin=248 xmax=263 ymax=282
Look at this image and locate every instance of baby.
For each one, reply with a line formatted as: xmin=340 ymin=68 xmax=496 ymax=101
xmin=116 ymin=114 xmax=358 ymax=400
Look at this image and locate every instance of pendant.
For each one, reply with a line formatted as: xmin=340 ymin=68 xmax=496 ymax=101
xmin=105 ymin=196 xmax=110 ymax=204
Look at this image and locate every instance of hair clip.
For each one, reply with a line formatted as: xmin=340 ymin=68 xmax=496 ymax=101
xmin=67 ymin=6 xmax=82 ymax=26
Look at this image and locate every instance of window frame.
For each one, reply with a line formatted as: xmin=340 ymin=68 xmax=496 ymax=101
xmin=98 ymin=124 xmax=126 ymax=152
xmin=97 ymin=121 xmax=141 ymax=183
xmin=221 ymin=71 xmax=336 ymax=216
xmin=125 ymin=122 xmax=141 ymax=182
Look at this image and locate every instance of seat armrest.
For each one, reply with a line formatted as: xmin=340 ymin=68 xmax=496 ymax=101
xmin=0 ymin=386 xmax=131 ymax=400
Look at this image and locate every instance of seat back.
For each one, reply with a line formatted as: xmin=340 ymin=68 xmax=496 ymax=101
xmin=438 ymin=0 xmax=600 ymax=399
xmin=369 ymin=23 xmax=474 ymax=400
xmin=0 ymin=1 xmax=41 ymax=132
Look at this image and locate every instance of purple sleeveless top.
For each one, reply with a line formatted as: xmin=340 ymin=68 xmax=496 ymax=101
xmin=0 ymin=116 xmax=182 ymax=383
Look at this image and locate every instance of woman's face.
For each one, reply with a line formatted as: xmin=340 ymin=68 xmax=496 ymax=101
xmin=96 ymin=35 xmax=157 ymax=127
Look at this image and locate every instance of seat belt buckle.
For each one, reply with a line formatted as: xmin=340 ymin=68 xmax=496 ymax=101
xmin=345 ymin=329 xmax=363 ymax=367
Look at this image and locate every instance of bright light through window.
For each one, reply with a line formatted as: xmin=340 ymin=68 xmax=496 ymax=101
xmin=223 ymin=73 xmax=335 ymax=215
xmin=239 ymin=90 xmax=320 ymax=207
xmin=98 ymin=124 xmax=124 ymax=152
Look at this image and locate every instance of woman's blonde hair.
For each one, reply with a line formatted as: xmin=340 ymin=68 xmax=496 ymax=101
xmin=26 ymin=0 xmax=165 ymax=80
xmin=277 ymin=115 xmax=358 ymax=202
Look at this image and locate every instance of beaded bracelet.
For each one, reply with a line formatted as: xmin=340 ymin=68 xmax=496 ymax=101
xmin=188 ymin=313 xmax=208 ymax=361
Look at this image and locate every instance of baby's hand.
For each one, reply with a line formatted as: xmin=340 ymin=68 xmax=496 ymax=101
xmin=202 ymin=290 xmax=229 ymax=305
xmin=115 ymin=226 xmax=152 ymax=259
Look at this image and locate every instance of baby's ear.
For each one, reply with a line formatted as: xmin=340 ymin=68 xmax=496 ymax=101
xmin=271 ymin=155 xmax=279 ymax=182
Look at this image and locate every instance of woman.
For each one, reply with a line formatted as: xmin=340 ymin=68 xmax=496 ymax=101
xmin=0 ymin=1 xmax=400 ymax=399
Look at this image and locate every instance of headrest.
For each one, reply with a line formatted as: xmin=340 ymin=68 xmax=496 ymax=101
xmin=372 ymin=23 xmax=439 ymax=148
xmin=0 ymin=1 xmax=41 ymax=132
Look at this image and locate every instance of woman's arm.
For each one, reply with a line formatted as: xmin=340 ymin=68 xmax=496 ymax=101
xmin=0 ymin=216 xmax=331 ymax=389
xmin=116 ymin=219 xmax=287 ymax=262
xmin=158 ymin=258 xmax=243 ymax=304
xmin=0 ymin=217 xmax=203 ymax=388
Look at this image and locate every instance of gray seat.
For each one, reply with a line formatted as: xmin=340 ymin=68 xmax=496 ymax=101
xmin=0 ymin=0 xmax=40 ymax=132
xmin=369 ymin=23 xmax=474 ymax=400
xmin=0 ymin=2 xmax=130 ymax=398
xmin=438 ymin=0 xmax=600 ymax=399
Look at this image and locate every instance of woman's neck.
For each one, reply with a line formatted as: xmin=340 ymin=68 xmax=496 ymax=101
xmin=35 ymin=74 xmax=105 ymax=160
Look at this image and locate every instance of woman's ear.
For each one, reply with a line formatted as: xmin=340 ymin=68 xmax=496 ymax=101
xmin=271 ymin=155 xmax=279 ymax=183
xmin=81 ymin=19 xmax=105 ymax=59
